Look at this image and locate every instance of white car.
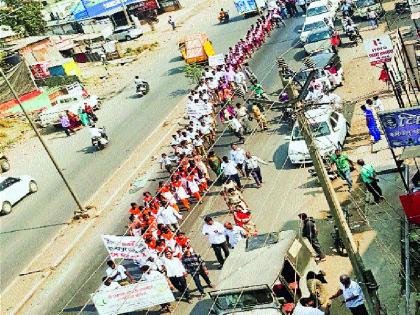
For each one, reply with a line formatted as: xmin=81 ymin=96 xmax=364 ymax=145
xmin=300 ymin=19 xmax=328 ymax=42
xmin=287 ymin=106 xmax=348 ymax=164
xmin=0 ymin=175 xmax=38 ymax=215
xmin=109 ymin=26 xmax=143 ymax=42
xmin=305 ymin=0 xmax=336 ymax=24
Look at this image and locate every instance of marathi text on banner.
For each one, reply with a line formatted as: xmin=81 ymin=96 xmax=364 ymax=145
xmin=92 ymin=276 xmax=175 ymax=315
xmin=101 ymin=235 xmax=149 ymax=260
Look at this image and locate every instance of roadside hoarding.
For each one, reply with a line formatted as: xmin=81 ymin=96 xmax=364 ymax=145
xmin=92 ymin=277 xmax=175 ymax=315
xmin=73 ymin=0 xmax=145 ymax=20
xmin=378 ymin=106 xmax=420 ymax=148
xmin=364 ymin=35 xmax=394 ymax=65
xmin=101 ymin=235 xmax=150 ymax=260
xmin=234 ymin=0 xmax=258 ymax=14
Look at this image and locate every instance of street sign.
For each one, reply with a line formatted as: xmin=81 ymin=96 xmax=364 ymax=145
xmin=377 ymin=106 xmax=420 ymax=148
xmin=364 ymin=35 xmax=394 ymax=65
xmin=92 ymin=277 xmax=175 ymax=315
xmin=101 ymin=235 xmax=150 ymax=260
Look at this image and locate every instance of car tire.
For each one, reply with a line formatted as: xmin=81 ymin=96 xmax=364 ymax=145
xmin=1 ymin=159 xmax=10 ymax=172
xmin=126 ymin=35 xmax=132 ymax=41
xmin=29 ymin=180 xmax=38 ymax=193
xmin=1 ymin=201 xmax=12 ymax=215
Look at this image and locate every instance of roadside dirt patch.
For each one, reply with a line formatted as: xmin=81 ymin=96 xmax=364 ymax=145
xmin=0 ymin=117 xmax=32 ymax=151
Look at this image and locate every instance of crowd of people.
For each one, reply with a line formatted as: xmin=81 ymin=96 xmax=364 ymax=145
xmin=59 ymin=103 xmax=98 ymax=137
xmin=99 ymin=10 xmax=283 ymax=312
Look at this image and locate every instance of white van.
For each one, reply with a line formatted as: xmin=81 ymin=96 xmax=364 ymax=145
xmin=287 ymin=106 xmax=348 ymax=164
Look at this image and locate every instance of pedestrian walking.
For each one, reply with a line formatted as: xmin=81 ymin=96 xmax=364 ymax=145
xmin=360 ymin=105 xmax=381 ymax=143
xmin=250 ymin=79 xmax=269 ymax=100
xmin=235 ymin=103 xmax=250 ymax=133
xmin=330 ymin=275 xmax=368 ymax=315
xmin=230 ymin=143 xmax=246 ymax=176
xmin=162 ymin=251 xmax=192 ymax=303
xmin=221 ymin=156 xmax=242 ymax=188
xmin=59 ymin=114 xmax=72 ymax=136
xmin=224 ymin=222 xmax=246 ymax=248
xmin=244 ymin=151 xmax=268 ymax=188
xmin=306 ymin=271 xmax=328 ymax=306
xmin=296 ymin=0 xmax=307 ymax=13
xmin=367 ymin=9 xmax=378 ymax=29
xmin=330 ymin=149 xmax=354 ymax=191
xmin=228 ymin=116 xmax=245 ymax=143
xmin=298 ymin=213 xmax=326 ymax=261
xmin=156 ymin=202 xmax=183 ymax=231
xmin=181 ymin=248 xmax=213 ymax=298
xmin=168 ymin=16 xmax=176 ymax=30
xmin=357 ymin=159 xmax=383 ymax=203
xmin=233 ymin=205 xmax=257 ymax=236
xmin=202 ymin=216 xmax=230 ymax=269
xmin=252 ymin=104 xmax=268 ymax=130
xmin=207 ymin=150 xmax=223 ymax=179
xmin=159 ymin=153 xmax=173 ymax=174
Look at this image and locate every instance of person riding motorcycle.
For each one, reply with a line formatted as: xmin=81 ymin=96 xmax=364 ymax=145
xmin=134 ymin=76 xmax=145 ymax=86
xmin=345 ymin=20 xmax=362 ymax=39
xmin=89 ymin=125 xmax=108 ymax=147
xmin=218 ymin=8 xmax=229 ymax=23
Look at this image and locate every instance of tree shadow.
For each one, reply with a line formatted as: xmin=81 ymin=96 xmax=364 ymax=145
xmin=169 ymin=56 xmax=183 ymax=63
xmin=167 ymin=66 xmax=185 ymax=76
xmin=169 ymin=89 xmax=190 ymax=97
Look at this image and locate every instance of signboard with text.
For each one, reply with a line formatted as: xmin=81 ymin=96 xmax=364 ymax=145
xmin=378 ymin=106 xmax=420 ymax=148
xmin=92 ymin=277 xmax=174 ymax=315
xmin=364 ymin=35 xmax=394 ymax=65
xmin=101 ymin=235 xmax=149 ymax=260
xmin=208 ymin=53 xmax=225 ymax=67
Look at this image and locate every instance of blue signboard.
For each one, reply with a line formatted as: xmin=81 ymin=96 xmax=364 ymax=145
xmin=378 ymin=106 xmax=420 ymax=148
xmin=234 ymin=0 xmax=257 ymax=14
xmin=72 ymin=0 xmax=140 ymax=20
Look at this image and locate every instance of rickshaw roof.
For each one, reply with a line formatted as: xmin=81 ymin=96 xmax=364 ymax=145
xmin=215 ymin=230 xmax=297 ymax=291
xmin=303 ymin=52 xmax=338 ymax=70
xmin=178 ymin=33 xmax=209 ymax=44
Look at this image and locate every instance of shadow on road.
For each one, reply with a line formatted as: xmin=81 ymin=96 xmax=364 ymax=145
xmin=167 ymin=66 xmax=185 ymax=76
xmin=190 ymin=297 xmax=214 ymax=315
xmin=169 ymin=89 xmax=190 ymax=97
xmin=0 ymin=222 xmax=69 ymax=232
xmin=78 ymin=146 xmax=99 ymax=154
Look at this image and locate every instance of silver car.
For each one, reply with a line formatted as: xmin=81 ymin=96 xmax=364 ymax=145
xmin=109 ymin=26 xmax=143 ymax=42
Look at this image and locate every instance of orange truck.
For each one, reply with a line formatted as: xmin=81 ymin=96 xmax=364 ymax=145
xmin=178 ymin=33 xmax=216 ymax=64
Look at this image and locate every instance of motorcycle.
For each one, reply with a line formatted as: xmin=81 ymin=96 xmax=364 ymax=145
xmin=346 ymin=28 xmax=363 ymax=47
xmin=91 ymin=127 xmax=109 ymax=151
xmin=219 ymin=12 xmax=230 ymax=24
xmin=136 ymin=81 xmax=150 ymax=97
xmin=394 ymin=0 xmax=410 ymax=14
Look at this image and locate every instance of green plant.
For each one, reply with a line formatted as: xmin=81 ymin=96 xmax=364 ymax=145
xmin=183 ymin=63 xmax=204 ymax=85
xmin=2 ymin=0 xmax=46 ymax=36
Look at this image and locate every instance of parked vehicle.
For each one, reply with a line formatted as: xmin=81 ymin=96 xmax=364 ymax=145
xmin=353 ymin=0 xmax=384 ymax=19
xmin=286 ymin=106 xmax=348 ymax=164
xmin=0 ymin=154 xmax=10 ymax=173
xmin=108 ymin=26 xmax=143 ymax=41
xmin=38 ymin=94 xmax=100 ymax=128
xmin=0 ymin=175 xmax=38 ymax=215
xmin=299 ymin=20 xmax=328 ymax=43
xmin=208 ymin=230 xmax=322 ymax=315
xmin=178 ymin=33 xmax=216 ymax=64
xmin=303 ymin=27 xmax=340 ymax=55
xmin=305 ymin=0 xmax=337 ymax=23
xmin=233 ymin=0 xmax=267 ymax=17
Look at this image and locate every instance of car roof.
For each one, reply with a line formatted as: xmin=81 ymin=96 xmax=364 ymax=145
xmin=307 ymin=26 xmax=332 ymax=35
xmin=114 ymin=26 xmax=131 ymax=31
xmin=307 ymin=0 xmax=329 ymax=8
xmin=304 ymin=106 xmax=335 ymax=122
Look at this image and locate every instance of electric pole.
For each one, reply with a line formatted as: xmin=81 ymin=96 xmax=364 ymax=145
xmin=0 ymin=69 xmax=87 ymax=218
xmin=295 ymin=70 xmax=384 ymax=315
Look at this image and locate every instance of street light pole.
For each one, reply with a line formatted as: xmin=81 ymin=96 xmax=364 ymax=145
xmin=0 ymin=68 xmax=87 ymax=218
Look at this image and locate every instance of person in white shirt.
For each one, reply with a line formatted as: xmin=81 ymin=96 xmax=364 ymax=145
xmin=162 ymin=251 xmax=192 ymax=303
xmin=372 ymin=96 xmax=384 ymax=112
xmin=99 ymin=276 xmax=122 ymax=291
xmin=228 ymin=116 xmax=245 ymax=143
xmin=293 ymin=297 xmax=330 ymax=315
xmin=159 ymin=153 xmax=173 ymax=174
xmin=224 ymin=222 xmax=246 ymax=248
xmin=234 ymin=70 xmax=247 ymax=94
xmin=230 ymin=143 xmax=246 ymax=176
xmin=221 ymin=156 xmax=242 ymax=188
xmin=245 ymin=151 xmax=268 ymax=188
xmin=320 ymin=90 xmax=342 ymax=110
xmin=157 ymin=203 xmax=183 ymax=231
xmin=330 ymin=275 xmax=368 ymax=315
xmin=202 ymin=216 xmax=229 ymax=269
xmin=106 ymin=260 xmax=135 ymax=285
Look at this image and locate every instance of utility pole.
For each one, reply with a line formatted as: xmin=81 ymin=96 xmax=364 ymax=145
xmin=119 ymin=0 xmax=132 ymax=26
xmin=295 ymin=70 xmax=384 ymax=315
xmin=0 ymin=69 xmax=87 ymax=218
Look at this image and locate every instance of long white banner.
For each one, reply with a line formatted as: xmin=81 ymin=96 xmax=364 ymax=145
xmin=101 ymin=235 xmax=149 ymax=260
xmin=92 ymin=277 xmax=175 ymax=315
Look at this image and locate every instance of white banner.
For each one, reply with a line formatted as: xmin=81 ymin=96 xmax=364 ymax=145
xmin=208 ymin=53 xmax=225 ymax=67
xmin=101 ymin=235 xmax=149 ymax=260
xmin=92 ymin=277 xmax=175 ymax=315
xmin=364 ymin=35 xmax=394 ymax=66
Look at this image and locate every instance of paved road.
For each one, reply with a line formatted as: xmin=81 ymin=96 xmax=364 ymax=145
xmin=28 ymin=12 xmax=306 ymax=315
xmin=0 ymin=3 xmax=275 ymax=292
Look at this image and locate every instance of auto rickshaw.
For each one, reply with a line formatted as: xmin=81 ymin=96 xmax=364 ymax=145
xmin=178 ymin=33 xmax=216 ymax=64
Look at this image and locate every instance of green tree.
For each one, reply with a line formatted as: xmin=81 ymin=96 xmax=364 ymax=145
xmin=2 ymin=0 xmax=46 ymax=36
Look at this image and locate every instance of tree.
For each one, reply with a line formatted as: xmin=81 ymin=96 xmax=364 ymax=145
xmin=2 ymin=0 xmax=46 ymax=36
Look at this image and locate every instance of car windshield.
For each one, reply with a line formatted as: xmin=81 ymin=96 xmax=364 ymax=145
xmin=303 ymin=21 xmax=326 ymax=32
xmin=307 ymin=5 xmax=328 ymax=16
xmin=307 ymin=30 xmax=331 ymax=43
xmin=215 ymin=289 xmax=274 ymax=310
xmin=292 ymin=121 xmax=331 ymax=140
xmin=356 ymin=0 xmax=376 ymax=7
xmin=0 ymin=177 xmax=19 ymax=191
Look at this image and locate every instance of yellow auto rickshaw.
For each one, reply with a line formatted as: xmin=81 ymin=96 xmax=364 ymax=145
xmin=178 ymin=33 xmax=215 ymax=64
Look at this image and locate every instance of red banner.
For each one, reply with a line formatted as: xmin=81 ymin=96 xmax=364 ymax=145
xmin=400 ymin=191 xmax=420 ymax=225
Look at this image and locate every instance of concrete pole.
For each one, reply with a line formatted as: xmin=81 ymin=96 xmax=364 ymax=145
xmin=0 ymin=69 xmax=87 ymax=217
xmin=403 ymin=165 xmax=411 ymax=315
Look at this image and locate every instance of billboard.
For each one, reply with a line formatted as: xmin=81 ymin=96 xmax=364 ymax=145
xmin=73 ymin=0 xmax=142 ymax=20
xmin=378 ymin=106 xmax=420 ymax=148
xmin=364 ymin=35 xmax=394 ymax=66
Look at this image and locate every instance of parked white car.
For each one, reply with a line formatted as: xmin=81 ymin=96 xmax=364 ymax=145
xmin=0 ymin=175 xmax=38 ymax=215
xmin=109 ymin=26 xmax=143 ymax=42
xmin=287 ymin=106 xmax=348 ymax=164
xmin=300 ymin=19 xmax=328 ymax=42
xmin=305 ymin=0 xmax=337 ymax=23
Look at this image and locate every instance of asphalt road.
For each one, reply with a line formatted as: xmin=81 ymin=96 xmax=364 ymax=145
xmin=0 ymin=2 xmax=304 ymax=294
xmin=28 ymin=12 xmax=306 ymax=315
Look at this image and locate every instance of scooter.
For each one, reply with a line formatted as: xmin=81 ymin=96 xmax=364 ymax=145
xmin=219 ymin=12 xmax=230 ymax=24
xmin=346 ymin=28 xmax=363 ymax=47
xmin=91 ymin=127 xmax=109 ymax=151
xmin=136 ymin=81 xmax=150 ymax=97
